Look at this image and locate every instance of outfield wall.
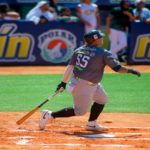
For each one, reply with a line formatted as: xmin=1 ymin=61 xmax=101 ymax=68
xmin=0 ymin=21 xmax=84 ymax=65
xmin=0 ymin=21 xmax=150 ymax=65
xmin=128 ymin=22 xmax=150 ymax=65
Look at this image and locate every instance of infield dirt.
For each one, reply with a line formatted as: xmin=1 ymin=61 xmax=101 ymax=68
xmin=0 ymin=112 xmax=150 ymax=150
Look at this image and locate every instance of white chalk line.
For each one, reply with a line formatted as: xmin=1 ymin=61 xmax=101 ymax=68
xmin=11 ymin=135 xmax=150 ymax=141
xmin=12 ymin=129 xmax=42 ymax=132
xmin=113 ymin=132 xmax=150 ymax=134
xmin=100 ymin=137 xmax=150 ymax=141
xmin=16 ymin=139 xmax=30 ymax=145
xmin=6 ymin=136 xmax=150 ymax=141
xmin=41 ymin=143 xmax=84 ymax=147
xmin=10 ymin=127 xmax=150 ymax=134
xmin=41 ymin=143 xmax=133 ymax=148
xmin=8 ymin=136 xmax=34 ymax=139
xmin=91 ymin=144 xmax=133 ymax=147
xmin=7 ymin=127 xmax=150 ymax=147
xmin=80 ymin=125 xmax=150 ymax=129
xmin=13 ymin=135 xmax=150 ymax=147
xmin=15 ymin=136 xmax=32 ymax=145
xmin=10 ymin=126 xmax=150 ymax=133
xmin=5 ymin=132 xmax=150 ymax=141
xmin=106 ymin=127 xmax=150 ymax=129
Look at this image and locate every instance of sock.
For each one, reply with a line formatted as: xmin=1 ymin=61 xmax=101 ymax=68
xmin=88 ymin=102 xmax=105 ymax=121
xmin=51 ymin=107 xmax=75 ymax=118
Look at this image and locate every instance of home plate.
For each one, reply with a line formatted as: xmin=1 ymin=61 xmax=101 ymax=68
xmin=80 ymin=133 xmax=115 ymax=138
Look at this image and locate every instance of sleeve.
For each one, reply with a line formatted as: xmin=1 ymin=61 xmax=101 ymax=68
xmin=26 ymin=9 xmax=41 ymax=24
xmin=147 ymin=9 xmax=150 ymax=18
xmin=103 ymin=50 xmax=120 ymax=69
xmin=68 ymin=53 xmax=77 ymax=66
xmin=43 ymin=12 xmax=55 ymax=21
xmin=92 ymin=3 xmax=98 ymax=9
xmin=28 ymin=16 xmax=40 ymax=24
xmin=132 ymin=9 xmax=136 ymax=16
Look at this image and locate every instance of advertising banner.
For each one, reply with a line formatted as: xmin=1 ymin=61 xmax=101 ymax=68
xmin=128 ymin=22 xmax=150 ymax=64
xmin=0 ymin=21 xmax=84 ymax=65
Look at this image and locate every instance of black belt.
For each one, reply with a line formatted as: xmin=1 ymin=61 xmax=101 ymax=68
xmin=74 ymin=76 xmax=96 ymax=86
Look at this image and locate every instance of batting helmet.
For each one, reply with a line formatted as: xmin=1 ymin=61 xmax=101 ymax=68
xmin=84 ymin=30 xmax=105 ymax=45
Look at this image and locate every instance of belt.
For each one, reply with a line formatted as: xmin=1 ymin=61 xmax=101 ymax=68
xmin=74 ymin=76 xmax=96 ymax=86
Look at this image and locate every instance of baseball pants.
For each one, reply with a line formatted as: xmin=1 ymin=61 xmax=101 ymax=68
xmin=109 ymin=28 xmax=127 ymax=58
xmin=68 ymin=77 xmax=108 ymax=116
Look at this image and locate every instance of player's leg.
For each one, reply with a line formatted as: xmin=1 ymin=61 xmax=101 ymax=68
xmin=88 ymin=103 xmax=105 ymax=122
xmin=71 ymin=79 xmax=97 ymax=116
xmin=51 ymin=77 xmax=96 ymax=118
xmin=39 ymin=108 xmax=75 ymax=130
xmin=39 ymin=77 xmax=78 ymax=130
xmin=39 ymin=78 xmax=97 ymax=130
xmin=113 ymin=30 xmax=127 ymax=54
xmin=86 ymin=83 xmax=108 ymax=130
xmin=109 ymin=28 xmax=119 ymax=59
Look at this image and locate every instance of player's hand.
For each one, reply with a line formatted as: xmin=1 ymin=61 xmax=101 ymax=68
xmin=128 ymin=69 xmax=141 ymax=77
xmin=56 ymin=81 xmax=67 ymax=92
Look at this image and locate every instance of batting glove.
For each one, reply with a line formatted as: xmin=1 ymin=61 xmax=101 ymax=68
xmin=128 ymin=69 xmax=141 ymax=77
xmin=56 ymin=81 xmax=67 ymax=92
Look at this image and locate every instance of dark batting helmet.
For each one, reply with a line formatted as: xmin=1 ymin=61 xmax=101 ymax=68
xmin=84 ymin=30 xmax=105 ymax=45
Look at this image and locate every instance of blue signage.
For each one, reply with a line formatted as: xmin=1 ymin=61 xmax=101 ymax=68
xmin=0 ymin=21 xmax=84 ymax=65
xmin=128 ymin=22 xmax=150 ymax=64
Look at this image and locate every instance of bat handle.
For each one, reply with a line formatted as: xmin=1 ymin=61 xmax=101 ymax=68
xmin=38 ymin=99 xmax=49 ymax=108
xmin=38 ymin=91 xmax=59 ymax=108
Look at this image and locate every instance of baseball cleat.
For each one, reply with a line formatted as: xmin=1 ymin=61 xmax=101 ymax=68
xmin=39 ymin=110 xmax=54 ymax=130
xmin=86 ymin=121 xmax=104 ymax=131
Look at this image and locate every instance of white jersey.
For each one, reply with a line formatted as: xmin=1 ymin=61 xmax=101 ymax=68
xmin=133 ymin=7 xmax=150 ymax=21
xmin=26 ymin=4 xmax=55 ymax=24
xmin=78 ymin=3 xmax=98 ymax=33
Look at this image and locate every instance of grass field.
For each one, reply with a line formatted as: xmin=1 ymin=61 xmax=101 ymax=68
xmin=0 ymin=73 xmax=150 ymax=113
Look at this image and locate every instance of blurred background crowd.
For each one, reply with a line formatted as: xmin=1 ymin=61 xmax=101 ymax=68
xmin=0 ymin=0 xmax=150 ymax=62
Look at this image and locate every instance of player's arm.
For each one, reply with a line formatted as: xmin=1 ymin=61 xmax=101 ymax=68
xmin=55 ymin=51 xmax=77 ymax=92
xmin=76 ymin=6 xmax=91 ymax=27
xmin=62 ymin=65 xmax=74 ymax=83
xmin=56 ymin=65 xmax=74 ymax=92
xmin=96 ymin=7 xmax=101 ymax=29
xmin=112 ymin=65 xmax=141 ymax=77
xmin=123 ymin=10 xmax=135 ymax=21
xmin=105 ymin=14 xmax=113 ymax=35
xmin=104 ymin=51 xmax=141 ymax=77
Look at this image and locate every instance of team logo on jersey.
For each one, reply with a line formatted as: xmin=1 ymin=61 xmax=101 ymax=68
xmin=38 ymin=29 xmax=77 ymax=63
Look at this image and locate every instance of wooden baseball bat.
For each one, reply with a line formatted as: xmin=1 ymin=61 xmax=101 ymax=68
xmin=16 ymin=91 xmax=59 ymax=125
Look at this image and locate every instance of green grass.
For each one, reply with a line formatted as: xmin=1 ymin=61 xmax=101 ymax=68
xmin=0 ymin=73 xmax=150 ymax=113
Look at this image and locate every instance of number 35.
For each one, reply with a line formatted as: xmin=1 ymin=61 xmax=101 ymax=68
xmin=76 ymin=54 xmax=90 ymax=68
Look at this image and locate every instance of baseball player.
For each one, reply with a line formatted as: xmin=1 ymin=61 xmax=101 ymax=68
xmin=39 ymin=30 xmax=141 ymax=130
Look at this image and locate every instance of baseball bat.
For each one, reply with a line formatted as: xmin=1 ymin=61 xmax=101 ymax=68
xmin=16 ymin=91 xmax=59 ymax=125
